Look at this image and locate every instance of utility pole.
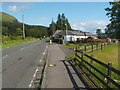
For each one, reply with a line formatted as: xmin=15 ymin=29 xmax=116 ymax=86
xmin=65 ymin=23 xmax=68 ymax=43
xmin=22 ymin=15 xmax=25 ymax=39
xmin=52 ymin=18 xmax=55 ymax=34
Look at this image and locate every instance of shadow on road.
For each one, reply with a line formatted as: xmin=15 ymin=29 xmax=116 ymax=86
xmin=60 ymin=59 xmax=90 ymax=89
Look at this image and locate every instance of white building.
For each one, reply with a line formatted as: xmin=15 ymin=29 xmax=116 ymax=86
xmin=52 ymin=30 xmax=96 ymax=42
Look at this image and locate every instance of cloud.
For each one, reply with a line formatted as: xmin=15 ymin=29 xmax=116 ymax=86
xmin=8 ymin=4 xmax=28 ymax=12
xmin=37 ymin=17 xmax=47 ymax=22
xmin=8 ymin=5 xmax=17 ymax=12
xmin=71 ymin=20 xmax=109 ymax=34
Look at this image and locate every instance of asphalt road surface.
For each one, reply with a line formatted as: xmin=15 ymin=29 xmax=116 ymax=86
xmin=2 ymin=40 xmax=48 ymax=88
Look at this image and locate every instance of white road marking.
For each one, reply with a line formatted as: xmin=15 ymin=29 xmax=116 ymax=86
xmin=29 ymin=79 xmax=33 ymax=88
xmin=43 ymin=52 xmax=45 ymax=55
xmin=42 ymin=45 xmax=48 ymax=55
xmin=39 ymin=60 xmax=43 ymax=62
xmin=2 ymin=55 xmax=8 ymax=59
xmin=29 ymin=45 xmax=48 ymax=88
xmin=29 ymin=67 xmax=38 ymax=88
xmin=20 ymin=48 xmax=24 ymax=51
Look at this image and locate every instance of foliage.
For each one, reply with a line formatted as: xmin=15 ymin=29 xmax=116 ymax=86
xmin=48 ymin=19 xmax=56 ymax=36
xmin=1 ymin=12 xmax=49 ymax=38
xmin=56 ymin=14 xmax=62 ymax=30
xmin=48 ymin=13 xmax=72 ymax=36
xmin=105 ymin=2 xmax=120 ymax=39
xmin=0 ymin=12 xmax=18 ymax=22
xmin=96 ymin=29 xmax=102 ymax=38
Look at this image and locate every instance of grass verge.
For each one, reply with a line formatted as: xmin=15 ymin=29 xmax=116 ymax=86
xmin=2 ymin=36 xmax=40 ymax=48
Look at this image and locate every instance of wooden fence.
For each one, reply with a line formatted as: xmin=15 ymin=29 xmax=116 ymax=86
xmin=78 ymin=43 xmax=109 ymax=53
xmin=73 ymin=48 xmax=120 ymax=89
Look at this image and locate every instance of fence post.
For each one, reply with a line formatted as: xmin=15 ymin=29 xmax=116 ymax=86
xmin=84 ymin=46 xmax=86 ymax=53
xmin=80 ymin=50 xmax=84 ymax=70
xmin=81 ymin=50 xmax=84 ymax=59
xmin=92 ymin=44 xmax=93 ymax=52
xmin=104 ymin=43 xmax=105 ymax=47
xmin=96 ymin=44 xmax=98 ymax=50
xmin=107 ymin=62 xmax=112 ymax=86
xmin=89 ymin=55 xmax=93 ymax=76
xmin=101 ymin=43 xmax=102 ymax=51
xmin=75 ymin=47 xmax=77 ymax=60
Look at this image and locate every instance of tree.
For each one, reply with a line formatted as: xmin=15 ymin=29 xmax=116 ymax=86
xmin=61 ymin=13 xmax=66 ymax=30
xmin=56 ymin=13 xmax=72 ymax=30
xmin=56 ymin=14 xmax=62 ymax=30
xmin=2 ymin=26 xmax=8 ymax=36
xmin=96 ymin=29 xmax=102 ymax=38
xmin=16 ymin=28 xmax=22 ymax=36
xmin=48 ymin=19 xmax=56 ymax=36
xmin=105 ymin=2 xmax=120 ymax=39
xmin=66 ymin=18 xmax=72 ymax=30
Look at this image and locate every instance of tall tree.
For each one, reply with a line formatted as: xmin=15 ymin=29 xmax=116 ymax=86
xmin=61 ymin=13 xmax=66 ymax=30
xmin=51 ymin=13 xmax=72 ymax=32
xmin=49 ymin=19 xmax=56 ymax=36
xmin=66 ymin=18 xmax=72 ymax=30
xmin=105 ymin=2 xmax=120 ymax=39
xmin=56 ymin=14 xmax=62 ymax=30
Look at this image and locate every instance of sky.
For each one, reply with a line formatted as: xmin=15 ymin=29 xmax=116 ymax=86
xmin=2 ymin=2 xmax=111 ymax=33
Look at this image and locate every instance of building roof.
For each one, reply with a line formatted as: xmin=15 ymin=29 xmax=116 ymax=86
xmin=53 ymin=30 xmax=96 ymax=38
xmin=52 ymin=30 xmax=62 ymax=37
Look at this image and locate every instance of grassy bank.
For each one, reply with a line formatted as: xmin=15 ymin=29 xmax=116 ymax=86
xmin=1 ymin=36 xmax=40 ymax=48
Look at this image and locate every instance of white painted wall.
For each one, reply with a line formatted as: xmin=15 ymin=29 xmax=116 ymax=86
xmin=64 ymin=35 xmax=86 ymax=42
xmin=64 ymin=35 xmax=96 ymax=42
xmin=64 ymin=35 xmax=75 ymax=42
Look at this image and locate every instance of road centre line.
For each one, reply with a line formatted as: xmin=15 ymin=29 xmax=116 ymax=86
xmin=2 ymin=55 xmax=8 ymax=59
xmin=20 ymin=48 xmax=24 ymax=51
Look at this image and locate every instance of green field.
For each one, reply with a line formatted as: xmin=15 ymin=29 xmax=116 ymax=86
xmin=65 ymin=43 xmax=91 ymax=48
xmin=65 ymin=43 xmax=119 ymax=69
xmin=66 ymin=43 xmax=119 ymax=88
xmin=88 ymin=43 xmax=119 ymax=69
xmin=1 ymin=36 xmax=40 ymax=48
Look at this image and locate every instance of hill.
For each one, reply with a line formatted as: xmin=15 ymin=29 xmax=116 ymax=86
xmin=1 ymin=12 xmax=49 ymax=38
xmin=0 ymin=12 xmax=18 ymax=22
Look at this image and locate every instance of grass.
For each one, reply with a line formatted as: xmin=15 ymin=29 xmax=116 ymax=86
xmin=1 ymin=36 xmax=40 ymax=48
xmin=65 ymin=42 xmax=100 ymax=49
xmin=88 ymin=43 xmax=118 ymax=69
xmin=65 ymin=42 xmax=119 ymax=88
xmin=66 ymin=42 xmax=118 ymax=69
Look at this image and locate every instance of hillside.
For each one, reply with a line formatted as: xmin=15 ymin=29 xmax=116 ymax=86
xmin=0 ymin=12 xmax=18 ymax=22
xmin=1 ymin=12 xmax=49 ymax=38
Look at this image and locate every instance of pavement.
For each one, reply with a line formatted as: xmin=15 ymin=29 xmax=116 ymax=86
xmin=42 ymin=43 xmax=86 ymax=88
xmin=2 ymin=40 xmax=48 ymax=88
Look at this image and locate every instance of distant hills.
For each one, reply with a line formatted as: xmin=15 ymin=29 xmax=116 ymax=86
xmin=1 ymin=12 xmax=49 ymax=38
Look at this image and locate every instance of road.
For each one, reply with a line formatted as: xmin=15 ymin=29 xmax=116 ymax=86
xmin=2 ymin=40 xmax=48 ymax=88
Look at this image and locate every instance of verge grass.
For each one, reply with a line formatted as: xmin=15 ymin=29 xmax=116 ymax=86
xmin=2 ymin=36 xmax=39 ymax=48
